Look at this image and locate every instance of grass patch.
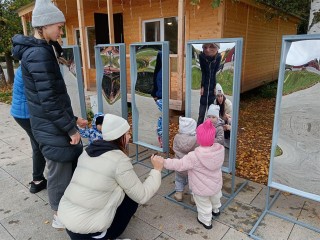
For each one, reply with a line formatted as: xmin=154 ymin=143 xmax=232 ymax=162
xmin=0 ymin=85 xmax=12 ymax=104
xmin=191 ymin=68 xmax=234 ymax=95
xmin=283 ymin=70 xmax=320 ymax=95
xmin=191 ymin=67 xmax=202 ymax=89
xmin=217 ymin=69 xmax=233 ymax=95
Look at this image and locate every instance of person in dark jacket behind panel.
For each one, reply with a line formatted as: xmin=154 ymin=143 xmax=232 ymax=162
xmin=197 ymin=43 xmax=222 ymax=126
xmin=10 ymin=66 xmax=47 ymax=194
xmin=11 ymin=0 xmax=86 ymax=229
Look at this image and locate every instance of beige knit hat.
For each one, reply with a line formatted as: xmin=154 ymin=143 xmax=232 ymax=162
xmin=102 ymin=114 xmax=130 ymax=141
xmin=216 ymin=83 xmax=224 ymax=95
xmin=32 ymin=0 xmax=66 ymax=27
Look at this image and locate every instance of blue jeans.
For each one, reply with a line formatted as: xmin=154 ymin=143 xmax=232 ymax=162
xmin=14 ymin=117 xmax=46 ymax=181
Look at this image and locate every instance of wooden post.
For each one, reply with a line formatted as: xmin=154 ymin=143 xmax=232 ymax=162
xmin=21 ymin=16 xmax=28 ymax=36
xmin=76 ymin=0 xmax=89 ymax=90
xmin=177 ymin=0 xmax=185 ymax=105
xmin=107 ymin=0 xmax=115 ymax=43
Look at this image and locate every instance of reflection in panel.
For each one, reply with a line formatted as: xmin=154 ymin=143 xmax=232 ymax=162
xmin=95 ymin=44 xmax=127 ymax=119
xmin=130 ymin=42 xmax=169 ymax=153
xmin=269 ymin=36 xmax=320 ymax=201
xmin=60 ymin=45 xmax=86 ymax=119
xmin=186 ymin=39 xmax=242 ymax=173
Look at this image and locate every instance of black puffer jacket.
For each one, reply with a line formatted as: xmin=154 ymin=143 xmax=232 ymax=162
xmin=199 ymin=52 xmax=222 ymax=106
xmin=12 ymin=34 xmax=82 ymax=162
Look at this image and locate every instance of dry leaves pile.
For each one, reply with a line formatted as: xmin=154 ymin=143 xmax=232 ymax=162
xmin=167 ymin=96 xmax=276 ymax=185
xmin=128 ymin=94 xmax=275 ymax=185
xmin=236 ymin=97 xmax=275 ymax=184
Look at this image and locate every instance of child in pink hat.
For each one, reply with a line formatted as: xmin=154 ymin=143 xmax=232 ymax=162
xmin=153 ymin=119 xmax=225 ymax=229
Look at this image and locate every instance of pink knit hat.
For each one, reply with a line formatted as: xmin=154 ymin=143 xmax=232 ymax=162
xmin=196 ymin=119 xmax=216 ymax=147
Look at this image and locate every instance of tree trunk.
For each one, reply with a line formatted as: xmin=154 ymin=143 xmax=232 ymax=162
xmin=5 ymin=52 xmax=14 ymax=84
xmin=308 ymin=0 xmax=320 ymax=34
xmin=0 ymin=64 xmax=7 ymax=87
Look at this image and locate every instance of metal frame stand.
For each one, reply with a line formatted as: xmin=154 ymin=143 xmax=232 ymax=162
xmin=249 ymin=187 xmax=320 ymax=239
xmin=131 ymin=144 xmax=172 ymax=178
xmin=164 ymin=168 xmax=248 ymax=213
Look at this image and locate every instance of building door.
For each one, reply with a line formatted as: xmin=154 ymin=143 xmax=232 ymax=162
xmin=94 ymin=13 xmax=124 ymax=44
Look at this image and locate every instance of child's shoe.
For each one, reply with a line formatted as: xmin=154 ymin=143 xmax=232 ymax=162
xmin=212 ymin=208 xmax=220 ymax=217
xmin=173 ymin=192 xmax=183 ymax=202
xmin=197 ymin=218 xmax=212 ymax=229
xmin=190 ymin=195 xmax=195 ymax=205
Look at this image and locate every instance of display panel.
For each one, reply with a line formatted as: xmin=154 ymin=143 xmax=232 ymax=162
xmin=95 ymin=44 xmax=127 ymax=119
xmin=60 ymin=45 xmax=86 ymax=119
xmin=130 ymin=42 xmax=169 ymax=153
xmin=185 ymin=39 xmax=243 ymax=173
xmin=269 ymin=35 xmax=320 ymax=201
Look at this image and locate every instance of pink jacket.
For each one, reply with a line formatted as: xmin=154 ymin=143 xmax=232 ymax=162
xmin=164 ymin=143 xmax=225 ymax=196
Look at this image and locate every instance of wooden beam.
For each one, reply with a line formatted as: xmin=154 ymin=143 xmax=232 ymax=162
xmin=177 ymin=0 xmax=185 ymax=103
xmin=76 ymin=0 xmax=89 ymax=90
xmin=107 ymin=0 xmax=115 ymax=43
xmin=21 ymin=16 xmax=28 ymax=36
xmin=17 ymin=2 xmax=34 ymax=17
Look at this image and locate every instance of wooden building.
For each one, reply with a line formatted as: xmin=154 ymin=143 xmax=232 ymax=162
xmin=17 ymin=0 xmax=300 ymax=110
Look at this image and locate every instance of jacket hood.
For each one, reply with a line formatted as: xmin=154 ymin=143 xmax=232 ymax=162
xmin=173 ymin=133 xmax=197 ymax=159
xmin=85 ymin=140 xmax=119 ymax=157
xmin=194 ymin=144 xmax=225 ymax=170
xmin=215 ymin=118 xmax=225 ymax=128
xmin=91 ymin=112 xmax=105 ymax=130
xmin=11 ymin=34 xmax=50 ymax=60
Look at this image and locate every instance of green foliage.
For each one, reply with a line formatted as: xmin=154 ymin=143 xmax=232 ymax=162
xmin=275 ymin=145 xmax=283 ymax=157
xmin=211 ymin=0 xmax=221 ymax=9
xmin=0 ymin=86 xmax=12 ymax=104
xmin=0 ymin=0 xmax=33 ymax=55
xmin=190 ymin=0 xmax=310 ymax=33
xmin=86 ymin=108 xmax=94 ymax=124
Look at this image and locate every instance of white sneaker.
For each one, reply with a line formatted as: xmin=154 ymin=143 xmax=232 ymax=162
xmin=52 ymin=214 xmax=65 ymax=229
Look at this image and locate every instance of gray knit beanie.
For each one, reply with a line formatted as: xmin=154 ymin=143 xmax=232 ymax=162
xmin=32 ymin=0 xmax=66 ymax=27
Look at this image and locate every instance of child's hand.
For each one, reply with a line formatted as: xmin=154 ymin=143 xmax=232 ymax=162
xmin=151 ymin=154 xmax=164 ymax=171
xmin=77 ymin=117 xmax=88 ymax=128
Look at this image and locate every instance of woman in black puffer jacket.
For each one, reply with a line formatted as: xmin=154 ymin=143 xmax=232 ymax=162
xmin=197 ymin=43 xmax=222 ymax=126
xmin=11 ymin=0 xmax=86 ymax=229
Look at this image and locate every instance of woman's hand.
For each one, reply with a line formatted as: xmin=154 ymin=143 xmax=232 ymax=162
xmin=151 ymin=154 xmax=164 ymax=171
xmin=223 ymin=124 xmax=231 ymax=131
xmin=70 ymin=132 xmax=81 ymax=144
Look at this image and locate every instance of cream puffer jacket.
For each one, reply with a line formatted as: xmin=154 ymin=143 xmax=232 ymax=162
xmin=58 ymin=145 xmax=161 ymax=234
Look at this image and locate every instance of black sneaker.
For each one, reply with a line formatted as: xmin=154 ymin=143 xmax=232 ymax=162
xmin=212 ymin=210 xmax=220 ymax=217
xmin=29 ymin=179 xmax=47 ymax=193
xmin=197 ymin=218 xmax=212 ymax=229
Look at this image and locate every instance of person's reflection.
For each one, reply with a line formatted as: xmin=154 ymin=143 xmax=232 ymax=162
xmin=151 ymin=51 xmax=163 ymax=147
xmin=197 ymin=43 xmax=222 ymax=126
xmin=214 ymin=83 xmax=232 ymax=148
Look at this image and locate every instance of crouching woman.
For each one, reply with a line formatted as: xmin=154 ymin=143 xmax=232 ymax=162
xmin=58 ymin=114 xmax=164 ymax=240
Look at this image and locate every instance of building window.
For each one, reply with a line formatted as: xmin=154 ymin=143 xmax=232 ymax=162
xmin=143 ymin=17 xmax=178 ymax=54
